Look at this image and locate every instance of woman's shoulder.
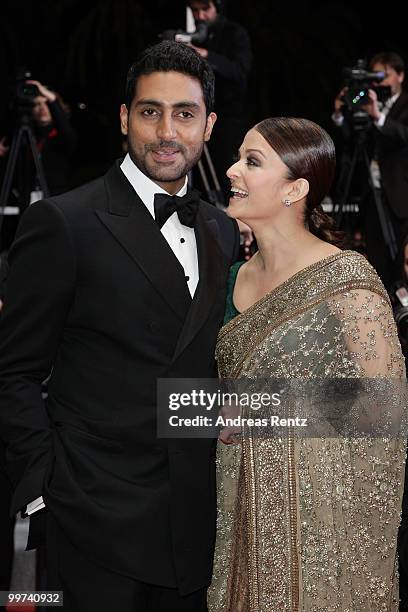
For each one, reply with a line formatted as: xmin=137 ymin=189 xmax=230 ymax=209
xmin=323 ymin=250 xmax=389 ymax=299
xmin=329 ymin=249 xmax=379 ymax=277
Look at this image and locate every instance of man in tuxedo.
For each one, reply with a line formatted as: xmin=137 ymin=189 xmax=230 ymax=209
xmin=0 ymin=41 xmax=239 ymax=611
xmin=333 ymin=51 xmax=408 ymax=287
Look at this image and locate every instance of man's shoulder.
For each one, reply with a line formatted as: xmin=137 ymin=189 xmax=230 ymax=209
xmin=47 ymin=174 xmax=106 ymax=213
xmin=198 ymin=199 xmax=239 ymax=258
xmin=199 ymin=198 xmax=232 ymax=224
xmin=215 ymin=15 xmax=249 ymax=37
xmin=44 ymin=161 xmax=127 ymax=218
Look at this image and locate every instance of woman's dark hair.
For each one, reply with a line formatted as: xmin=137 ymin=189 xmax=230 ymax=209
xmin=255 ymin=117 xmax=343 ymax=246
xmin=125 ymin=40 xmax=215 ymax=115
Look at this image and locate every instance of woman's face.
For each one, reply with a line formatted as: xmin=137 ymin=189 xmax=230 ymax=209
xmin=226 ymin=128 xmax=292 ymax=224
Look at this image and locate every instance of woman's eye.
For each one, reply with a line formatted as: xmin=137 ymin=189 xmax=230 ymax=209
xmin=245 ymin=157 xmax=258 ymax=167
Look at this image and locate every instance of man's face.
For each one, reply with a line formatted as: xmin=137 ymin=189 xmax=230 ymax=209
xmin=189 ymin=1 xmax=218 ymax=23
xmin=372 ymin=62 xmax=404 ymax=96
xmin=32 ymin=96 xmax=52 ymax=126
xmin=120 ymin=71 xmax=216 ymax=194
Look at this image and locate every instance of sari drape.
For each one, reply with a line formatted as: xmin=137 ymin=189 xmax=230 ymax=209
xmin=208 ymin=251 xmax=406 ymax=612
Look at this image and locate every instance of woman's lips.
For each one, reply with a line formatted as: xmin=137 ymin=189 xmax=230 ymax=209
xmin=229 ymin=191 xmax=249 ymax=202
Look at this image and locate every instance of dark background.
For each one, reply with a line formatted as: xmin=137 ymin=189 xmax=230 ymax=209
xmin=1 ymin=0 xmax=407 ymax=185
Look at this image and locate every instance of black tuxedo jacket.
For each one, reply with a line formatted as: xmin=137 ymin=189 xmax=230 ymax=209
xmin=377 ymin=91 xmax=408 ymax=218
xmin=0 ymin=162 xmax=239 ymax=594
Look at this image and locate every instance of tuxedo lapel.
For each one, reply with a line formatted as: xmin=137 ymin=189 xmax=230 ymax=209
xmin=172 ymin=206 xmax=224 ymax=362
xmin=95 ymin=162 xmax=191 ymax=321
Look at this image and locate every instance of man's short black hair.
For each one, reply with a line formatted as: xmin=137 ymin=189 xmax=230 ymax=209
xmin=369 ymin=51 xmax=405 ymax=74
xmin=124 ymin=40 xmax=215 ymax=115
xmin=187 ymin=0 xmax=222 ymax=10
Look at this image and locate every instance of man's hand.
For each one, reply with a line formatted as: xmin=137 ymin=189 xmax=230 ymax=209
xmin=0 ymin=136 xmax=9 ymax=158
xmin=187 ymin=44 xmax=208 ymax=58
xmin=218 ymin=402 xmax=242 ymax=445
xmin=237 ymin=219 xmax=254 ymax=260
xmin=26 ymin=80 xmax=56 ymax=103
xmin=361 ymin=89 xmax=382 ymax=122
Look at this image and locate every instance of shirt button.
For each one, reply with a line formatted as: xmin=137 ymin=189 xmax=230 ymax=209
xmin=185 ymin=275 xmax=190 ymax=281
xmin=180 ymin=238 xmax=185 ymax=243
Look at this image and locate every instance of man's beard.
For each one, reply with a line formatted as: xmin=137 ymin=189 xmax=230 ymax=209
xmin=127 ymin=138 xmax=204 ymax=185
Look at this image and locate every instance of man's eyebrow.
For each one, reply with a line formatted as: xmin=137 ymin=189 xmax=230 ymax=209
xmin=238 ymin=148 xmax=266 ymax=159
xmin=135 ymin=99 xmax=201 ymax=110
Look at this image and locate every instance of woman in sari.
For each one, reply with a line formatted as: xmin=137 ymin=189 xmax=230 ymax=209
xmin=208 ymin=117 xmax=406 ymax=611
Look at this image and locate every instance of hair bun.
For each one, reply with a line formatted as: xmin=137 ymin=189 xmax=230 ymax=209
xmin=308 ymin=205 xmax=344 ymax=247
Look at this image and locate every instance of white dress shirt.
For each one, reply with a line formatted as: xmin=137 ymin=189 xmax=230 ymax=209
xmin=374 ymin=91 xmax=400 ymax=127
xmin=120 ymin=154 xmax=199 ymax=297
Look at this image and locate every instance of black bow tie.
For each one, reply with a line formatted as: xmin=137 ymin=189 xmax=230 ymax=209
xmin=153 ymin=190 xmax=200 ymax=229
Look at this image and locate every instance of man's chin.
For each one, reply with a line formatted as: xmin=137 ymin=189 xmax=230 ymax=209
xmin=145 ymin=164 xmax=188 ymax=184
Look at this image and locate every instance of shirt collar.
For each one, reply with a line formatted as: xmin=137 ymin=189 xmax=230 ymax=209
xmin=120 ymin=153 xmax=188 ymax=218
xmin=386 ymin=92 xmax=400 ymax=108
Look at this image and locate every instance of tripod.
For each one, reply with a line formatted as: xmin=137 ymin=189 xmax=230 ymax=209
xmin=0 ymin=112 xmax=49 ymax=250
xmin=196 ymin=143 xmax=225 ymax=209
xmin=335 ymin=117 xmax=397 ymax=261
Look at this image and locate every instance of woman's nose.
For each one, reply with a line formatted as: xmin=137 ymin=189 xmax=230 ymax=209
xmin=226 ymin=160 xmax=240 ymax=180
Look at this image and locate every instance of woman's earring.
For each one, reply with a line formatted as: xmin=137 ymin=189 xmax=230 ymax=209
xmin=283 ymin=198 xmax=292 ymax=207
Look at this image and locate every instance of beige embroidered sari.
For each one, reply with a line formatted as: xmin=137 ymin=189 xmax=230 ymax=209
xmin=208 ymin=251 xmax=407 ymax=612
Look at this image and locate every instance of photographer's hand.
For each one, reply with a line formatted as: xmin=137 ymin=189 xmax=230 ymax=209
xmin=187 ymin=43 xmax=208 ymax=59
xmin=26 ymin=80 xmax=56 ymax=103
xmin=334 ymin=86 xmax=348 ymax=118
xmin=362 ymin=89 xmax=382 ymax=122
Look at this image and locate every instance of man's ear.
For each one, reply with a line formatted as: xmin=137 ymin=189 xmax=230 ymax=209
xmin=120 ymin=104 xmax=128 ymax=136
xmin=204 ymin=112 xmax=217 ymax=142
xmin=286 ymin=178 xmax=309 ymax=204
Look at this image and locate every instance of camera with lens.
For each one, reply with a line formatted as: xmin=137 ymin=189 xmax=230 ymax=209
xmin=159 ymin=20 xmax=209 ymax=45
xmin=14 ymin=69 xmax=40 ymax=115
xmin=342 ymin=59 xmax=391 ymax=113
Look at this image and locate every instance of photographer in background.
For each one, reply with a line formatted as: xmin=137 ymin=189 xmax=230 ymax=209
xmin=186 ymin=0 xmax=252 ymax=202
xmin=0 ymin=79 xmax=77 ymax=199
xmin=333 ymin=52 xmax=408 ymax=288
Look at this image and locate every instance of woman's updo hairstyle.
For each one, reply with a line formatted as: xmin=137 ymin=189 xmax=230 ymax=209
xmin=255 ymin=117 xmax=343 ymax=246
